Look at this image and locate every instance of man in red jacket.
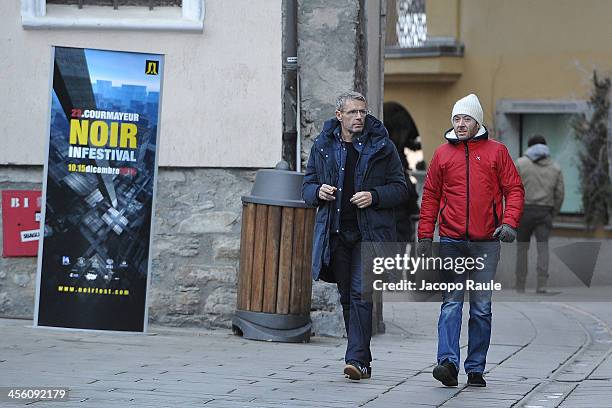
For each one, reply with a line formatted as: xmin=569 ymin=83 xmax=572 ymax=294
xmin=417 ymin=94 xmax=524 ymax=388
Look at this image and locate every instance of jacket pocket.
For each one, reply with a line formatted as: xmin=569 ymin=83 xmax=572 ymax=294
xmin=492 ymin=200 xmax=499 ymax=228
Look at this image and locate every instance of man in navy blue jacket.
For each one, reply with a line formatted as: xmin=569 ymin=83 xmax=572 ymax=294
xmin=302 ymin=91 xmax=410 ymax=380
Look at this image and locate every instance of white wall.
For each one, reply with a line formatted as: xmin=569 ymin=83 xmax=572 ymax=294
xmin=0 ymin=0 xmax=282 ymax=167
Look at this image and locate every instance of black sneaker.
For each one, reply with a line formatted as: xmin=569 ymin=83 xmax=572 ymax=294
xmin=467 ymin=372 xmax=486 ymax=387
xmin=432 ymin=361 xmax=458 ymax=386
xmin=362 ymin=365 xmax=372 ymax=379
xmin=344 ymin=360 xmax=368 ymax=380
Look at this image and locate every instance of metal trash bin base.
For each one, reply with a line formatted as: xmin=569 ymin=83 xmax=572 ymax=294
xmin=232 ymin=310 xmax=311 ymax=343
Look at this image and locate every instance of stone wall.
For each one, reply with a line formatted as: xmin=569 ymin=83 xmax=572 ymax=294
xmin=0 ymin=166 xmax=255 ymax=330
xmin=298 ymin=0 xmax=362 ymax=163
xmin=0 ymin=167 xmax=41 ymax=317
xmin=0 ymin=0 xmax=370 ymax=338
xmin=0 ymin=165 xmax=345 ymax=336
xmin=147 ymin=168 xmax=255 ymax=329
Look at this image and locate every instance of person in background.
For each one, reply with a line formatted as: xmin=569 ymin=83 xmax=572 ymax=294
xmin=515 ymin=135 xmax=564 ymax=293
xmin=383 ymin=101 xmax=421 ymax=244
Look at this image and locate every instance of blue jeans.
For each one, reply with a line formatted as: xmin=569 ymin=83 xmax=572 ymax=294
xmin=331 ymin=232 xmax=373 ymax=365
xmin=437 ymin=237 xmax=500 ymax=374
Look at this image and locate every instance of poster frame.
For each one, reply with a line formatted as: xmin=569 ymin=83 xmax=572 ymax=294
xmin=33 ymin=45 xmax=164 ymax=334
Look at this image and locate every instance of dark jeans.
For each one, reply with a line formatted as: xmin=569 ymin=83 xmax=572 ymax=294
xmin=437 ymin=238 xmax=501 ymax=374
xmin=516 ymin=205 xmax=553 ymax=290
xmin=331 ymin=231 xmax=373 ymax=366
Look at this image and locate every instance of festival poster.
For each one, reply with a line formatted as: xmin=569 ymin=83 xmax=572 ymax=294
xmin=35 ymin=47 xmax=164 ymax=332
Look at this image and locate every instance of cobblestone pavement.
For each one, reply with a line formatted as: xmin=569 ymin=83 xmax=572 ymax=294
xmin=2 ymin=300 xmax=612 ymax=407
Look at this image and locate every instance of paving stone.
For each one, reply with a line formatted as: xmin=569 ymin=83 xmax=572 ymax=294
xmin=1 ymin=302 xmax=612 ymax=407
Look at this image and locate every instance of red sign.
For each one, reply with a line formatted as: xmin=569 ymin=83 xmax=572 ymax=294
xmin=2 ymin=190 xmax=42 ymax=257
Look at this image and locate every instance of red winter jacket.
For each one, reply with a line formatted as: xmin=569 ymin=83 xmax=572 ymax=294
xmin=418 ymin=127 xmax=524 ymax=241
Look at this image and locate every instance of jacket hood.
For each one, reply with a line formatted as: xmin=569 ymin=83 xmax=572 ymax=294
xmin=318 ymin=115 xmax=388 ymax=145
xmin=444 ymin=125 xmax=488 ymax=144
xmin=525 ymin=143 xmax=550 ymax=163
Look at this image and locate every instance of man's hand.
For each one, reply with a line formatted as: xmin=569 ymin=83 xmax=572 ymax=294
xmin=350 ymin=191 xmax=372 ymax=208
xmin=493 ymin=224 xmax=517 ymax=243
xmin=416 ymin=238 xmax=433 ymax=258
xmin=318 ymin=184 xmax=337 ymax=201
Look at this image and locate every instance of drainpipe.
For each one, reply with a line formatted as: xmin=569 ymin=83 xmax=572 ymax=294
xmin=282 ymin=0 xmax=299 ymax=171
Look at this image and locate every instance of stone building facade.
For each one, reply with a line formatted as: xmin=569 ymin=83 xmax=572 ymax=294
xmin=0 ymin=0 xmax=384 ymax=337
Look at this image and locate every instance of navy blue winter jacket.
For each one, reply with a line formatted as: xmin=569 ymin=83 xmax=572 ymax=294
xmin=302 ymin=115 xmax=410 ymax=282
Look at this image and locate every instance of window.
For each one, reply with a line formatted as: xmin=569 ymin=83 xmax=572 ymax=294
xmin=46 ymin=1 xmax=182 ymax=8
xmin=22 ymin=0 xmax=203 ymax=31
xmin=496 ymin=99 xmax=590 ymax=219
xmin=386 ymin=0 xmax=427 ymax=48
xmin=396 ymin=0 xmax=426 ymax=48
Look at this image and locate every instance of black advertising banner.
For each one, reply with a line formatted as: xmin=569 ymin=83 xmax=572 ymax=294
xmin=35 ymin=47 xmax=163 ymax=332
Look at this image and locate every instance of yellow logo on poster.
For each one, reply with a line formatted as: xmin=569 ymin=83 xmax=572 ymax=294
xmin=145 ymin=60 xmax=159 ymax=75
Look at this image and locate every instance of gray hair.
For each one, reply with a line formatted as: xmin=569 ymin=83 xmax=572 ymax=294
xmin=335 ymin=91 xmax=367 ymax=111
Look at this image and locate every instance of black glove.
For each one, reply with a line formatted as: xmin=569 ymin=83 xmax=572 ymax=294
xmin=416 ymin=238 xmax=433 ymax=258
xmin=493 ymin=224 xmax=517 ymax=243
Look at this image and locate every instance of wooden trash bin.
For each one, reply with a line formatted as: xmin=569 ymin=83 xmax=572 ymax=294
xmin=232 ymin=168 xmax=316 ymax=342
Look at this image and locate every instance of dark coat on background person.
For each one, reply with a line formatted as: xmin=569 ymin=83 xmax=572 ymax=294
xmin=302 ymin=115 xmax=410 ymax=283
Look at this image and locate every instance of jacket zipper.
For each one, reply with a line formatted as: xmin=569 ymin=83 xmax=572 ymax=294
xmin=464 ymin=142 xmax=470 ymax=240
xmin=439 ymin=197 xmax=448 ymax=225
xmin=357 ymin=147 xmax=370 ymax=239
xmin=492 ymin=200 xmax=499 ymax=228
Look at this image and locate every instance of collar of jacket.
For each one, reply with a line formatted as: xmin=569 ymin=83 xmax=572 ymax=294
xmin=313 ymin=115 xmax=389 ymax=152
xmin=444 ymin=125 xmax=489 ymax=144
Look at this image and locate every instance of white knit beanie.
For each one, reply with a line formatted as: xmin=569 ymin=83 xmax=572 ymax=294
xmin=451 ymin=94 xmax=483 ymax=125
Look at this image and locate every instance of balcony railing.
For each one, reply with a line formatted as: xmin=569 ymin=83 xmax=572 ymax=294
xmin=385 ymin=0 xmax=463 ymax=59
xmin=384 ymin=0 xmax=464 ymax=82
